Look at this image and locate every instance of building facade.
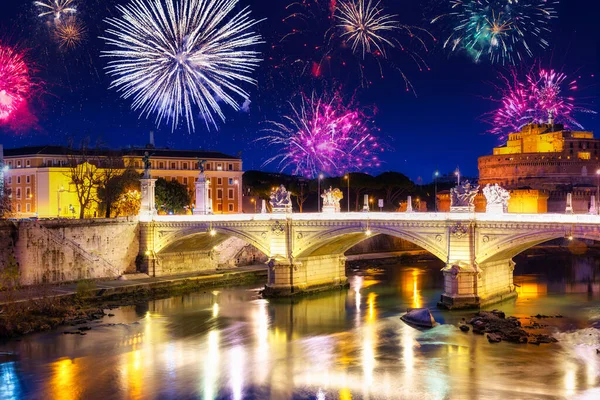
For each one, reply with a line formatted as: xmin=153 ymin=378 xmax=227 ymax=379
xmin=479 ymin=123 xmax=600 ymax=189
xmin=478 ymin=123 xmax=600 ymax=214
xmin=1 ymin=145 xmax=243 ymax=218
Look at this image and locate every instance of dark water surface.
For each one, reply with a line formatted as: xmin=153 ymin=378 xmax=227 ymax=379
xmin=2 ymin=255 xmax=600 ymax=400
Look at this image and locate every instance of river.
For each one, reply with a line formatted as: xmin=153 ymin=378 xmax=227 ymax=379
xmin=1 ymin=254 xmax=600 ymax=400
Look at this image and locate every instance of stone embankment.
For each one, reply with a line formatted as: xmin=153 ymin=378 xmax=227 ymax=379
xmin=464 ymin=310 xmax=559 ymax=345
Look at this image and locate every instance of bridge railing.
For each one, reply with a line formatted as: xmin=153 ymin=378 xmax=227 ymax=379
xmin=145 ymin=212 xmax=600 ymax=224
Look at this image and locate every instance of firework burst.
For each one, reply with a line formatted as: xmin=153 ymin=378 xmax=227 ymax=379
xmin=432 ymin=0 xmax=558 ymax=64
xmin=0 ymin=44 xmax=32 ymax=122
xmin=34 ymin=0 xmax=77 ymax=22
xmin=487 ymin=66 xmax=596 ymax=137
xmin=102 ymin=0 xmax=264 ymax=132
xmin=336 ymin=0 xmax=399 ymax=59
xmin=260 ymin=91 xmax=382 ymax=178
xmin=55 ymin=18 xmax=85 ymax=49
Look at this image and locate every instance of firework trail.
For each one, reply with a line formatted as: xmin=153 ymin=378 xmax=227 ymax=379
xmin=432 ymin=0 xmax=558 ymax=64
xmin=487 ymin=66 xmax=596 ymax=137
xmin=34 ymin=0 xmax=77 ymax=22
xmin=102 ymin=0 xmax=264 ymax=132
xmin=0 ymin=44 xmax=33 ymax=122
xmin=260 ymin=91 xmax=382 ymax=178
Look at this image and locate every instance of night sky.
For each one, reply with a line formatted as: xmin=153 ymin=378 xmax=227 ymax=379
xmin=0 ymin=0 xmax=598 ymax=182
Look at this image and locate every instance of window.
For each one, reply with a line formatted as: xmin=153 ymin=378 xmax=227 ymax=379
xmin=26 ymin=203 xmax=31 ymax=212
xmin=26 ymin=188 xmax=31 ymax=199
xmin=7 ymin=161 xmax=12 ymax=167
xmin=7 ymin=177 xmax=11 ymax=184
xmin=17 ymin=160 xmax=21 ymax=168
xmin=217 ymin=163 xmax=223 ymax=171
xmin=182 ymin=162 xmax=188 ymax=170
xmin=26 ymin=160 xmax=30 ymax=167
xmin=206 ymin=163 xmax=211 ymax=170
xmin=171 ymin=177 xmax=177 ymax=182
xmin=171 ymin=162 xmax=176 ymax=169
xmin=16 ymin=188 xmax=21 ymax=200
xmin=183 ymin=177 xmax=188 ymax=185
xmin=228 ymin=163 xmax=233 ymax=171
xmin=17 ymin=176 xmax=21 ymax=184
xmin=228 ymin=188 xmax=234 ymax=199
xmin=217 ymin=203 xmax=223 ymax=212
xmin=159 ymin=162 xmax=165 ymax=169
xmin=217 ymin=189 xmax=223 ymax=199
xmin=217 ymin=178 xmax=222 ymax=185
xmin=228 ymin=204 xmax=234 ymax=212
xmin=578 ymin=152 xmax=591 ymax=160
xmin=17 ymin=204 xmax=21 ymax=213
xmin=228 ymin=178 xmax=233 ymax=185
xmin=26 ymin=175 xmax=30 ymax=184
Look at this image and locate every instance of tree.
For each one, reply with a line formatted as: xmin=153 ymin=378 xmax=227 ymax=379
xmin=288 ymin=179 xmax=310 ymax=212
xmin=97 ymin=164 xmax=141 ymax=217
xmin=65 ymin=139 xmax=104 ymax=219
xmin=348 ymin=173 xmax=376 ymax=211
xmin=375 ymin=172 xmax=414 ymax=210
xmin=0 ymin=186 xmax=12 ymax=218
xmin=155 ymin=178 xmax=191 ymax=214
xmin=97 ymin=151 xmax=125 ymax=218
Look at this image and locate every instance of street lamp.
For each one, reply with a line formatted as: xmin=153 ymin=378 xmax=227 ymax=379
xmin=250 ymin=198 xmax=256 ymax=213
xmin=596 ymin=168 xmax=600 ymax=214
xmin=317 ymin=173 xmax=324 ymax=212
xmin=434 ymin=170 xmax=439 ymax=212
xmin=344 ymin=174 xmax=350 ymax=212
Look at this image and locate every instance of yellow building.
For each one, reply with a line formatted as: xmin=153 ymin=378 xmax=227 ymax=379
xmin=2 ymin=145 xmax=244 ymax=218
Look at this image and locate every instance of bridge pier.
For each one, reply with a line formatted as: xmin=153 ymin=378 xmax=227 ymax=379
xmin=263 ymin=254 xmax=348 ymax=297
xmin=439 ymin=258 xmax=517 ymax=309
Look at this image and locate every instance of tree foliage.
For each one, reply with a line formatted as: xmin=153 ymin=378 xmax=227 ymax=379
xmin=155 ymin=178 xmax=191 ymax=214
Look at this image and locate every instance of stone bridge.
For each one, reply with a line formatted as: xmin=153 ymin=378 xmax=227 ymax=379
xmin=138 ymin=212 xmax=600 ymax=309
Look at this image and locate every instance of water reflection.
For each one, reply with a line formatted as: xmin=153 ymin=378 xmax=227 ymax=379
xmin=1 ymin=257 xmax=600 ymax=399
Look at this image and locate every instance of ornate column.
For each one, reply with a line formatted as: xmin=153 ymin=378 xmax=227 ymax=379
xmin=140 ymin=176 xmax=157 ymax=220
xmin=193 ymin=171 xmax=211 ymax=215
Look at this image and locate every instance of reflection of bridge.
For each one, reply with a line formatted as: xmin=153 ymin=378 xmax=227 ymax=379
xmin=138 ymin=212 xmax=600 ymax=309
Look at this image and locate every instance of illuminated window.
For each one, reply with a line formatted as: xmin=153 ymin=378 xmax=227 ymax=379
xmin=26 ymin=188 xmax=31 ymax=198
xmin=217 ymin=164 xmax=223 ymax=171
xmin=17 ymin=160 xmax=21 ymax=168
xmin=26 ymin=160 xmax=30 ymax=167
xmin=228 ymin=178 xmax=233 ymax=185
xmin=578 ymin=152 xmax=591 ymax=160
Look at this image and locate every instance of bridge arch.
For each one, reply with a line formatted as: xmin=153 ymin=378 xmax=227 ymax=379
xmin=155 ymin=225 xmax=270 ymax=257
xmin=293 ymin=224 xmax=448 ymax=262
xmin=477 ymin=228 xmax=600 ymax=264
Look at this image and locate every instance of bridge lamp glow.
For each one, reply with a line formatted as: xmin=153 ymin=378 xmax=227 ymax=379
xmin=365 ymin=229 xmax=372 ymax=236
xmin=209 ymin=229 xmax=217 ymax=236
xmin=144 ymin=250 xmax=151 ymax=256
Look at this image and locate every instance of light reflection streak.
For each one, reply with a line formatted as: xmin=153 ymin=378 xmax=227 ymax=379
xmin=203 ymin=330 xmax=220 ymax=400
xmin=50 ymin=358 xmax=78 ymax=400
xmin=564 ymin=362 xmax=576 ymax=397
xmin=362 ymin=292 xmax=377 ymax=390
xmin=229 ymin=346 xmax=245 ymax=400
xmin=0 ymin=362 xmax=21 ymax=400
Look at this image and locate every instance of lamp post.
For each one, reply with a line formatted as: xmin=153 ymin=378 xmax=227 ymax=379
xmin=344 ymin=174 xmax=350 ymax=212
xmin=234 ymin=178 xmax=239 ymax=213
xmin=455 ymin=167 xmax=460 ymax=186
xmin=250 ymin=198 xmax=256 ymax=213
xmin=317 ymin=173 xmax=324 ymax=212
xmin=434 ymin=170 xmax=439 ymax=212
xmin=596 ymin=169 xmax=600 ymax=214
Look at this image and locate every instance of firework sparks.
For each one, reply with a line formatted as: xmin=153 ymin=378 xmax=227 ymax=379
xmin=260 ymin=92 xmax=382 ymax=178
xmin=0 ymin=44 xmax=32 ymax=122
xmin=487 ymin=66 xmax=596 ymax=137
xmin=55 ymin=18 xmax=85 ymax=49
xmin=34 ymin=0 xmax=77 ymax=22
xmin=432 ymin=0 xmax=558 ymax=64
xmin=102 ymin=0 xmax=263 ymax=132
xmin=335 ymin=0 xmax=399 ymax=59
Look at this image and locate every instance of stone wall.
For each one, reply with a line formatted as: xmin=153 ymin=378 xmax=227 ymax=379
xmin=0 ymin=219 xmax=139 ymax=286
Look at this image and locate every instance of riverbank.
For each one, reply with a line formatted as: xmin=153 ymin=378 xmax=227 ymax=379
xmin=0 ymin=265 xmax=267 ymax=338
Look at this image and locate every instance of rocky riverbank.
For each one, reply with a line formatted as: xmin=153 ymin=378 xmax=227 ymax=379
xmin=465 ymin=310 xmax=559 ymax=345
xmin=0 ymin=268 xmax=267 ymax=338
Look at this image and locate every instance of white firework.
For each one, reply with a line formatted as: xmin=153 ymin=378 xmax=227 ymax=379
xmin=335 ymin=0 xmax=399 ymax=59
xmin=34 ymin=0 xmax=77 ymax=21
xmin=102 ymin=0 xmax=263 ymax=132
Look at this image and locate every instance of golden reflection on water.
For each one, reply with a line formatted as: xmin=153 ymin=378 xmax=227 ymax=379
xmin=50 ymin=358 xmax=78 ymax=400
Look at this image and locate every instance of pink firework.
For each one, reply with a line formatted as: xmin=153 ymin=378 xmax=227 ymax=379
xmin=0 ymin=44 xmax=32 ymax=122
xmin=261 ymin=91 xmax=382 ymax=178
xmin=487 ymin=66 xmax=595 ymax=138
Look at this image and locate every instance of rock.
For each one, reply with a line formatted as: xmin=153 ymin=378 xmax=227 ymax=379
xmin=487 ymin=333 xmax=502 ymax=343
xmin=459 ymin=324 xmax=470 ymax=332
xmin=79 ymin=332 xmax=87 ymax=336
xmin=107 ymin=313 xmax=115 ymax=317
xmin=491 ymin=310 xmax=505 ymax=319
xmin=78 ymin=326 xmax=91 ymax=331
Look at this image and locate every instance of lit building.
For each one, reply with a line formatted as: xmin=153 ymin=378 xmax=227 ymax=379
xmin=479 ymin=123 xmax=600 ymax=213
xmin=2 ymin=145 xmax=243 ymax=218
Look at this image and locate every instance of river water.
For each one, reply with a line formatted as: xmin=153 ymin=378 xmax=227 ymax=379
xmin=1 ymin=254 xmax=600 ymax=400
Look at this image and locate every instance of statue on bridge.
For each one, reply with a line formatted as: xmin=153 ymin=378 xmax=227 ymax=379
xmin=483 ymin=184 xmax=510 ymax=214
xmin=269 ymin=185 xmax=292 ymax=213
xmin=197 ymin=159 xmax=207 ymax=174
xmin=321 ymin=187 xmax=343 ymax=213
xmin=450 ymin=180 xmax=479 ymax=212
xmin=142 ymin=152 xmax=152 ymax=179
